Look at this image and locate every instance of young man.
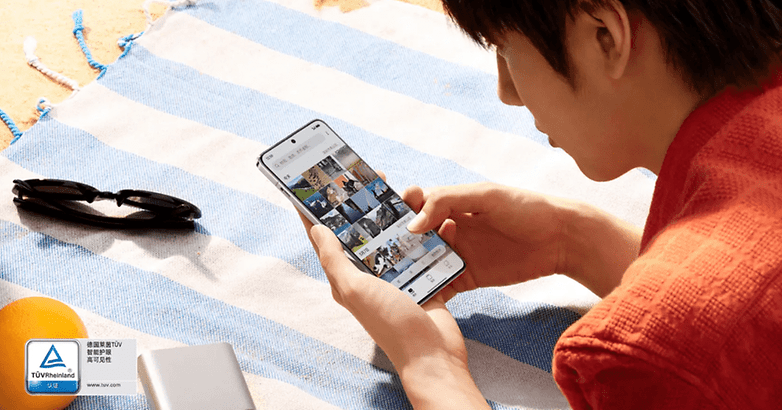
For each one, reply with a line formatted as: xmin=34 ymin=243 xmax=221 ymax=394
xmin=303 ymin=0 xmax=782 ymax=408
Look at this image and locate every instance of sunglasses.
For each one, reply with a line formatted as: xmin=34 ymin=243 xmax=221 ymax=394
xmin=12 ymin=179 xmax=202 ymax=229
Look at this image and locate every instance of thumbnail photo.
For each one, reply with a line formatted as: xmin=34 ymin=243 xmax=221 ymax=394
xmin=365 ymin=178 xmax=394 ymax=203
xmin=355 ymin=217 xmax=382 ymax=239
xmin=363 ymin=204 xmax=397 ymax=232
xmin=350 ymin=188 xmax=381 ymax=214
xmin=373 ymin=203 xmax=399 ymax=230
xmin=384 ymin=236 xmax=406 ymax=263
xmin=363 ymin=249 xmax=395 ymax=277
xmin=317 ymin=156 xmax=345 ymax=179
xmin=302 ymin=165 xmax=331 ymax=190
xmin=320 ymin=182 xmax=350 ymax=208
xmin=287 ymin=175 xmax=317 ymax=201
xmin=321 ymin=209 xmax=349 ymax=232
xmin=362 ymin=238 xmax=405 ymax=277
xmin=333 ymin=172 xmax=364 ymax=196
xmin=333 ymin=145 xmax=361 ymax=170
xmin=352 ymin=221 xmax=378 ymax=242
xmin=384 ymin=195 xmax=412 ymax=220
xmin=338 ymin=225 xmax=369 ymax=253
xmin=304 ymin=191 xmax=333 ymax=218
xmin=332 ymin=221 xmax=351 ymax=238
xmin=348 ymin=160 xmax=379 ymax=186
xmin=337 ymin=199 xmax=365 ymax=224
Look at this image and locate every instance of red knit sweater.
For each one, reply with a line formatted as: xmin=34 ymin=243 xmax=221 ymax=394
xmin=553 ymin=71 xmax=782 ymax=409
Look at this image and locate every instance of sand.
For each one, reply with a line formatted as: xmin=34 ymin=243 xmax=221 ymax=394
xmin=0 ymin=0 xmax=443 ymax=150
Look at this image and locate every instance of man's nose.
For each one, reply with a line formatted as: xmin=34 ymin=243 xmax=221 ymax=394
xmin=496 ymin=51 xmax=524 ymax=106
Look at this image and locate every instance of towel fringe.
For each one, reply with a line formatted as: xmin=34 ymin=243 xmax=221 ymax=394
xmin=117 ymin=32 xmax=144 ymax=59
xmin=8 ymin=5 xmax=182 ymax=146
xmin=23 ymin=37 xmax=81 ymax=92
xmin=72 ymin=10 xmax=109 ymax=79
xmin=1 ymin=108 xmax=24 ymax=145
xmin=36 ymin=98 xmax=54 ymax=119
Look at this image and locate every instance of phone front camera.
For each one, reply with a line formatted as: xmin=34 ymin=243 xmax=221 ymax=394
xmin=291 ymin=139 xmax=296 ymax=144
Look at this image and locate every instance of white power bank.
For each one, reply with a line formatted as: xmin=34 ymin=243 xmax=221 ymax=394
xmin=137 ymin=342 xmax=256 ymax=410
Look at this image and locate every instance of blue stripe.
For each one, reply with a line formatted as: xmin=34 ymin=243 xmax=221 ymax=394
xmin=98 ymin=45 xmax=339 ymax=148
xmin=449 ymin=292 xmax=581 ymax=373
xmin=0 ymin=221 xmax=532 ymax=410
xmin=3 ymin=119 xmax=577 ymax=374
xmin=68 ymin=395 xmax=148 ymax=410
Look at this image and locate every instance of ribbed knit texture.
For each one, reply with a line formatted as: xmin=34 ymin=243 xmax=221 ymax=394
xmin=553 ymin=71 xmax=782 ymax=410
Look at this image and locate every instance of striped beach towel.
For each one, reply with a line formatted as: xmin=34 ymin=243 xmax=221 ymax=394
xmin=0 ymin=0 xmax=656 ymax=408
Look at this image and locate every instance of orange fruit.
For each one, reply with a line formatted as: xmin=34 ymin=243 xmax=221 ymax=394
xmin=0 ymin=297 xmax=88 ymax=410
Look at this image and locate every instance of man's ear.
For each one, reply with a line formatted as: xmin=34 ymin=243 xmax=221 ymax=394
xmin=589 ymin=0 xmax=631 ymax=80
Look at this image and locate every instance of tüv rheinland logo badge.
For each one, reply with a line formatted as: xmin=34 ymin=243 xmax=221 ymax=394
xmin=26 ymin=339 xmax=81 ymax=394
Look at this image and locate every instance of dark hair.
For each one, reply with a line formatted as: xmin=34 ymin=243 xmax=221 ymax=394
xmin=442 ymin=0 xmax=782 ymax=95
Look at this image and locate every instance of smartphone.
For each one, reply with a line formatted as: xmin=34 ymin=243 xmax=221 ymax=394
xmin=256 ymin=119 xmax=466 ymax=304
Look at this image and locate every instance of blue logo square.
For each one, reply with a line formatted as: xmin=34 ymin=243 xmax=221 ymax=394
xmin=25 ymin=339 xmax=81 ymax=395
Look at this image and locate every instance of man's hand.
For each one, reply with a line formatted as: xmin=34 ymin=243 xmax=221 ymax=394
xmin=297 ymin=172 xmax=490 ymax=409
xmin=303 ymin=222 xmax=490 ymax=409
xmin=403 ymin=182 xmax=641 ymax=298
xmin=403 ymin=183 xmax=571 ymax=300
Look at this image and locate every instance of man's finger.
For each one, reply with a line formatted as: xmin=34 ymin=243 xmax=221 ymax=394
xmin=402 ymin=185 xmax=425 ymax=213
xmin=407 ymin=184 xmax=498 ymax=234
xmin=310 ymin=225 xmax=359 ymax=279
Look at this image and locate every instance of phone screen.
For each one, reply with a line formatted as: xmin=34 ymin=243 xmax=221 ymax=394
xmin=257 ymin=120 xmax=465 ymax=304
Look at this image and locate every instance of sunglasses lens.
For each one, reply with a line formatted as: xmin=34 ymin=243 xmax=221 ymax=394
xmin=121 ymin=192 xmax=201 ymax=220
xmin=15 ymin=179 xmax=93 ymax=200
xmin=33 ymin=185 xmax=85 ymax=196
xmin=124 ymin=196 xmax=176 ymax=208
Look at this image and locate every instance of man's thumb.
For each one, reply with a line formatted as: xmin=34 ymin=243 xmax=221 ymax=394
xmin=310 ymin=225 xmax=354 ymax=272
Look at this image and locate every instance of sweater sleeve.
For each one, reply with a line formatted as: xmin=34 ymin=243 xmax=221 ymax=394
xmin=553 ymin=347 xmax=718 ymax=410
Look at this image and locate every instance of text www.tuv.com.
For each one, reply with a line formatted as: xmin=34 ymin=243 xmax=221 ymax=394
xmin=86 ymin=383 xmax=122 ymax=388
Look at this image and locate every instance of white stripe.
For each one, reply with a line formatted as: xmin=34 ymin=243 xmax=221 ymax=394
xmin=0 ymin=279 xmax=342 ymax=410
xmin=499 ymin=275 xmax=600 ymax=316
xmin=466 ymin=339 xmax=570 ymax=409
xmin=47 ymin=84 xmax=291 ymax=212
xmin=137 ymin=12 xmax=654 ymax=226
xmin=243 ymin=372 xmax=343 ymax=410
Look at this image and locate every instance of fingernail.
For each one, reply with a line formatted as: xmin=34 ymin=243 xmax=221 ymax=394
xmin=407 ymin=211 xmax=426 ymax=232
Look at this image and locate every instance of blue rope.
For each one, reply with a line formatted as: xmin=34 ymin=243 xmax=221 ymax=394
xmin=36 ymin=99 xmax=52 ymax=119
xmin=72 ymin=10 xmax=109 ymax=78
xmin=117 ymin=31 xmax=143 ymax=60
xmin=0 ymin=107 xmax=24 ymax=145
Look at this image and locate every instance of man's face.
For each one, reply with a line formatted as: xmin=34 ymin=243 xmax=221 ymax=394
xmin=495 ymin=24 xmax=648 ymax=181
